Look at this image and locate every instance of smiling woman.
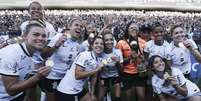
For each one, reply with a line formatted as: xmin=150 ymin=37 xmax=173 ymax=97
xmin=149 ymin=55 xmax=201 ymax=101
xmin=56 ymin=35 xmax=105 ymax=101
xmin=169 ymin=24 xmax=201 ymax=77
xmin=38 ymin=17 xmax=84 ymax=101
xmin=0 ymin=23 xmax=50 ymax=101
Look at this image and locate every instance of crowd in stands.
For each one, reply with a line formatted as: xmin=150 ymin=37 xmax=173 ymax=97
xmin=0 ymin=10 xmax=201 ymax=42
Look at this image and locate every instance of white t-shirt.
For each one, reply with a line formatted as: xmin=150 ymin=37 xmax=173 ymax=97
xmin=0 ymin=35 xmax=9 ymax=43
xmin=30 ymin=51 xmax=44 ymax=74
xmin=168 ymin=39 xmax=198 ymax=74
xmin=0 ymin=43 xmax=34 ymax=101
xmin=100 ymin=48 xmax=123 ymax=78
xmin=20 ymin=21 xmax=56 ymax=40
xmin=57 ymin=51 xmax=103 ymax=94
xmin=152 ymin=68 xmax=200 ymax=99
xmin=80 ymin=40 xmax=90 ymax=52
xmin=46 ymin=33 xmax=81 ymax=79
xmin=144 ymin=40 xmax=171 ymax=60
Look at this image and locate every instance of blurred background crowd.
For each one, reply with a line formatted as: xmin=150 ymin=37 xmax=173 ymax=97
xmin=1 ymin=10 xmax=201 ymax=45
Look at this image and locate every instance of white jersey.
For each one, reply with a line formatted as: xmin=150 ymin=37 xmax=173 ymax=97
xmin=0 ymin=35 xmax=9 ymax=43
xmin=80 ymin=40 xmax=90 ymax=52
xmin=144 ymin=40 xmax=171 ymax=60
xmin=152 ymin=68 xmax=200 ymax=99
xmin=57 ymin=51 xmax=103 ymax=94
xmin=47 ymin=33 xmax=81 ymax=79
xmin=30 ymin=51 xmax=44 ymax=74
xmin=100 ymin=48 xmax=123 ymax=78
xmin=0 ymin=43 xmax=34 ymax=101
xmin=168 ymin=39 xmax=198 ymax=74
xmin=20 ymin=21 xmax=56 ymax=39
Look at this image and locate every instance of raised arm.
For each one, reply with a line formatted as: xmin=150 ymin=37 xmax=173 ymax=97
xmin=41 ymin=34 xmax=67 ymax=59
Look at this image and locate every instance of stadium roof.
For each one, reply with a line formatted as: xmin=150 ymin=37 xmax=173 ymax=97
xmin=0 ymin=0 xmax=201 ymax=11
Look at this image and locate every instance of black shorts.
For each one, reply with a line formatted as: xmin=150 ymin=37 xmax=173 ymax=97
xmin=100 ymin=76 xmax=121 ymax=87
xmin=121 ymin=73 xmax=146 ymax=90
xmin=38 ymin=78 xmax=61 ymax=93
xmin=56 ymin=89 xmax=87 ymax=101
xmin=10 ymin=93 xmax=25 ymax=101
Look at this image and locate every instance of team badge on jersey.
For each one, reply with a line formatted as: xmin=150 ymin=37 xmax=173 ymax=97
xmin=83 ymin=59 xmax=96 ymax=68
